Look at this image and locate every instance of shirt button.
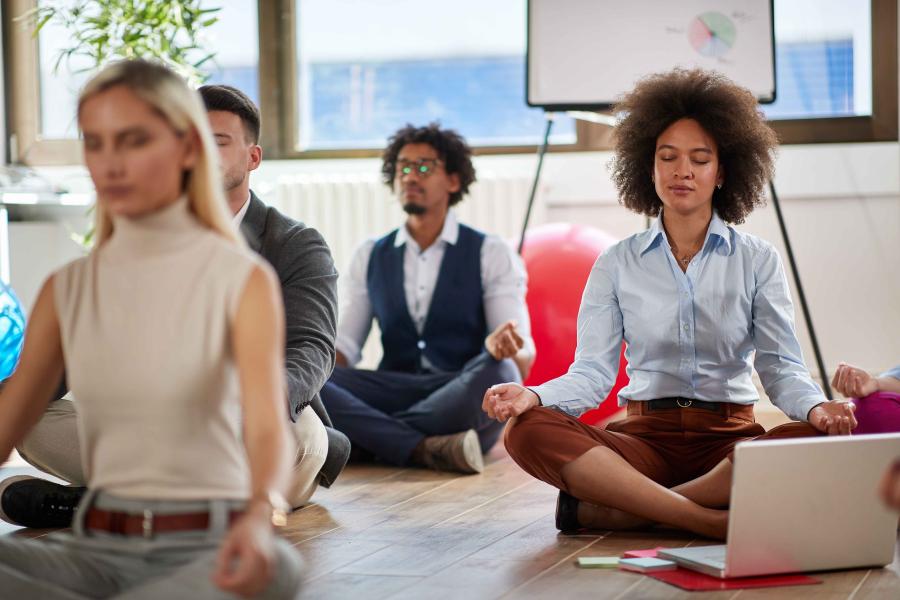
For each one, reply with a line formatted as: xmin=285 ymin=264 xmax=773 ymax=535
xmin=417 ymin=340 xmax=426 ymax=350
xmin=683 ymin=324 xmax=689 ymax=331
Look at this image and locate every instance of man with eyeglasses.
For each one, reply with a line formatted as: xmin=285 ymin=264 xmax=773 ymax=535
xmin=320 ymin=123 xmax=535 ymax=474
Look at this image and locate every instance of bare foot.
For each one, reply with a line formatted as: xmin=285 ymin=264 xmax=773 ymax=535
xmin=576 ymin=500 xmax=655 ymax=530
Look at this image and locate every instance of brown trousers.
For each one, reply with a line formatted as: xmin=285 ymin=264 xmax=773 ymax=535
xmin=504 ymin=401 xmax=819 ymax=492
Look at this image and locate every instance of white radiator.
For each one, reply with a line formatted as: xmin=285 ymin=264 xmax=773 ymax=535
xmin=265 ymin=174 xmax=544 ymax=275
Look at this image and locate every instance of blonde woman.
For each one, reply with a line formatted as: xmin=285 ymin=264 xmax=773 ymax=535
xmin=0 ymin=60 xmax=301 ymax=598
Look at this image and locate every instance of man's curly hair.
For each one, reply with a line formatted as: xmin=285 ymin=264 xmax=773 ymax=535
xmin=381 ymin=123 xmax=476 ymax=206
xmin=610 ymin=68 xmax=778 ymax=224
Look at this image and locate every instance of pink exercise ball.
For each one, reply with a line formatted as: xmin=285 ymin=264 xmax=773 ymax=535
xmin=521 ymin=223 xmax=628 ymax=426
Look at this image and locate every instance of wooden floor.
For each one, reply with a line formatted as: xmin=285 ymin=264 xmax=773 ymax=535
xmin=278 ymin=445 xmax=900 ymax=600
xmin=3 ymin=445 xmax=899 ymax=599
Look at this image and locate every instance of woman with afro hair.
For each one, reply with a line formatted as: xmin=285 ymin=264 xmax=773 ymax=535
xmin=483 ymin=68 xmax=857 ymax=540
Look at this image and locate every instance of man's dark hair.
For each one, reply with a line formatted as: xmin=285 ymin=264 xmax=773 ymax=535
xmin=611 ymin=68 xmax=778 ymax=224
xmin=197 ymin=84 xmax=261 ymax=144
xmin=381 ymin=123 xmax=476 ymax=206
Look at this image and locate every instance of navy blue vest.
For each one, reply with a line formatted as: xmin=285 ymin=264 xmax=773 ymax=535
xmin=367 ymin=224 xmax=487 ymax=373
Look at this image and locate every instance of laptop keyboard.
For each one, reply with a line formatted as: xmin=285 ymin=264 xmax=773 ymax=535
xmin=693 ymin=546 xmax=727 ymax=568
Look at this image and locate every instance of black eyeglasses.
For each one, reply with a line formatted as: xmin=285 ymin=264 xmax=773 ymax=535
xmin=396 ymin=158 xmax=442 ymax=178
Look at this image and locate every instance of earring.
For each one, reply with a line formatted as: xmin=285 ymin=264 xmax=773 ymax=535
xmin=716 ymin=182 xmax=723 ymax=190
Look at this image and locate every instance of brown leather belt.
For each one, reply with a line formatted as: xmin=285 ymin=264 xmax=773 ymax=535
xmin=647 ymin=398 xmax=722 ymax=412
xmin=85 ymin=507 xmax=243 ymax=538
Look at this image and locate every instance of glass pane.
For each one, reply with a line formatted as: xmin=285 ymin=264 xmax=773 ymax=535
xmin=201 ymin=1 xmax=259 ymax=107
xmin=37 ymin=0 xmax=92 ymax=139
xmin=763 ymin=0 xmax=871 ymax=120
xmin=36 ymin=0 xmax=259 ymax=140
xmin=295 ymin=0 xmax=576 ymax=150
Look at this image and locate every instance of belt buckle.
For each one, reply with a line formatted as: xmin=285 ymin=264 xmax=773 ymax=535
xmin=142 ymin=509 xmax=154 ymax=539
xmin=676 ymin=398 xmax=693 ymax=408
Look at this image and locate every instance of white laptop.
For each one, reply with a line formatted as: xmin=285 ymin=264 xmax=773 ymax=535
xmin=659 ymin=433 xmax=900 ymax=578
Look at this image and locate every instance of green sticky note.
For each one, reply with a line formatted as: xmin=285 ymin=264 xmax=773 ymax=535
xmin=577 ymin=556 xmax=620 ymax=568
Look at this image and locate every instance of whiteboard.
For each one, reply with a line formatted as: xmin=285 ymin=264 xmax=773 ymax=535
xmin=527 ymin=0 xmax=775 ymax=110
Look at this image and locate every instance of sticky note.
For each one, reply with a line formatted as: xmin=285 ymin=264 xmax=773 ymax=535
xmin=623 ymin=546 xmax=668 ymax=559
xmin=618 ymin=557 xmax=678 ymax=573
xmin=577 ymin=556 xmax=620 ymax=568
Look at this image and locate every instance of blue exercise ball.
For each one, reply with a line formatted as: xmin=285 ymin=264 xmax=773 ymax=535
xmin=0 ymin=281 xmax=26 ymax=380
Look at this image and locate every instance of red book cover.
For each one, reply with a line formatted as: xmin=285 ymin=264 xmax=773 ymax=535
xmin=648 ymin=568 xmax=821 ymax=591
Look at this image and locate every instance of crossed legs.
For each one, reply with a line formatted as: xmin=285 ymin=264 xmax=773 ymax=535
xmin=506 ymin=406 xmax=819 ymax=539
xmin=16 ymin=397 xmax=328 ymax=509
xmin=561 ymin=447 xmax=731 ymax=538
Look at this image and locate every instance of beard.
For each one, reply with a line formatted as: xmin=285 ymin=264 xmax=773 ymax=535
xmin=402 ymin=202 xmax=427 ymax=216
xmin=223 ymin=168 xmax=246 ymax=192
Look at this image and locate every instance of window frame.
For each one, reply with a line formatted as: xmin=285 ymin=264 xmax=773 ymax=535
xmin=3 ymin=0 xmax=897 ymax=166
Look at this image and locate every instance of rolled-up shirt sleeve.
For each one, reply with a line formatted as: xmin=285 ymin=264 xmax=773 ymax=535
xmin=882 ymin=365 xmax=900 ymax=381
xmin=530 ymin=253 xmax=624 ymax=416
xmin=481 ymin=236 xmax=534 ymax=352
xmin=751 ymin=245 xmax=825 ymax=421
xmin=335 ymin=240 xmax=376 ymax=367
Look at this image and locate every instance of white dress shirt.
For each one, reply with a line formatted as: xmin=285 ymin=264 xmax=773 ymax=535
xmin=336 ymin=211 xmax=533 ymax=368
xmin=232 ymin=194 xmax=251 ymax=226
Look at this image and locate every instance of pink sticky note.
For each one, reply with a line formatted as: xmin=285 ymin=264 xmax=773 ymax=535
xmin=623 ymin=547 xmax=668 ymax=559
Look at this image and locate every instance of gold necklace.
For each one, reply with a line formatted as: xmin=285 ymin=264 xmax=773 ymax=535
xmin=669 ymin=243 xmax=698 ymax=267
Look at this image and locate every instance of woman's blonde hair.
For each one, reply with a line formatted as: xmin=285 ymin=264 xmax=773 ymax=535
xmin=78 ymin=59 xmax=242 ymax=246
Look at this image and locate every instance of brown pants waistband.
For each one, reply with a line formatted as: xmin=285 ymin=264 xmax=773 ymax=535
xmin=627 ymin=399 xmax=754 ymax=419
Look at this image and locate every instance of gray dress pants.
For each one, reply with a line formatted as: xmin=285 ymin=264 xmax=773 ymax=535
xmin=0 ymin=489 xmax=302 ymax=599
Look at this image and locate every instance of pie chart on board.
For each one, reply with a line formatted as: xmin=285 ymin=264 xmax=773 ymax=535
xmin=689 ymin=12 xmax=736 ymax=58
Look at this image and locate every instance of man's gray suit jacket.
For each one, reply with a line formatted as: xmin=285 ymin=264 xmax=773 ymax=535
xmin=240 ymin=191 xmax=350 ymax=487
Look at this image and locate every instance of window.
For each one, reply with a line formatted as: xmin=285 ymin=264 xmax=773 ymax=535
xmin=281 ymin=0 xmax=895 ymax=156
xmin=201 ymin=1 xmax=259 ymax=107
xmin=4 ymin=0 xmax=897 ymax=165
xmin=293 ymin=0 xmax=576 ymax=152
xmin=4 ymin=0 xmax=258 ymax=164
xmin=763 ymin=0 xmax=872 ymax=120
xmin=35 ymin=0 xmax=259 ymax=140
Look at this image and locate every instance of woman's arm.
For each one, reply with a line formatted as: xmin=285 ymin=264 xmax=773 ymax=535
xmin=234 ymin=264 xmax=292 ymax=508
xmin=751 ymin=246 xmax=854 ymax=433
xmin=484 ymin=255 xmax=624 ymax=421
xmin=0 ymin=277 xmax=65 ymax=461
xmin=214 ymin=264 xmax=292 ymax=597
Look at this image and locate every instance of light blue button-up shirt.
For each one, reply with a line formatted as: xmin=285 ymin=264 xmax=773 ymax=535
xmin=532 ymin=212 xmax=825 ymax=422
xmin=883 ymin=366 xmax=900 ymax=381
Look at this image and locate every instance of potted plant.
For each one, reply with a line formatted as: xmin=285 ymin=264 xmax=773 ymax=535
xmin=17 ymin=0 xmax=222 ymax=247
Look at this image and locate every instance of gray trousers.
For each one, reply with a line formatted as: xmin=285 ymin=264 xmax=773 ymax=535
xmin=0 ymin=489 xmax=302 ymax=598
xmin=17 ymin=398 xmax=328 ymax=509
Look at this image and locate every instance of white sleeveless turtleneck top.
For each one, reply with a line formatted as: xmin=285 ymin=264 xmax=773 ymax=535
xmin=53 ymin=198 xmax=263 ymax=500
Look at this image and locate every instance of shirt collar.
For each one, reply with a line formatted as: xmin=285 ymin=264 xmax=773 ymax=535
xmin=394 ymin=210 xmax=460 ymax=250
xmin=639 ymin=210 xmax=732 ymax=257
xmin=705 ymin=211 xmax=732 ymax=254
xmin=639 ymin=216 xmax=666 ymax=256
xmin=232 ymin=193 xmax=252 ymax=226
